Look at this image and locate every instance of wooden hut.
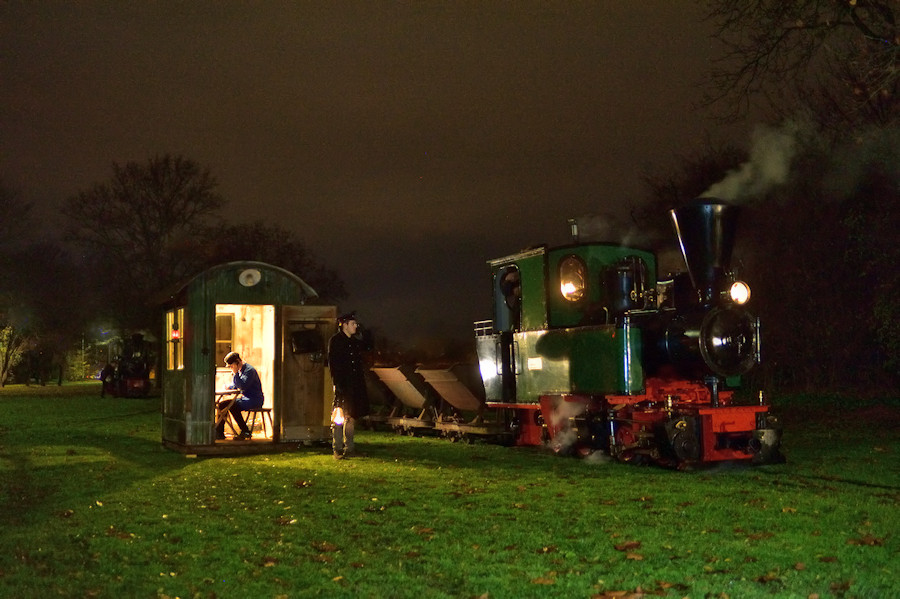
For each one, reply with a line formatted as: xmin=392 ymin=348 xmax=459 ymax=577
xmin=159 ymin=261 xmax=336 ymax=454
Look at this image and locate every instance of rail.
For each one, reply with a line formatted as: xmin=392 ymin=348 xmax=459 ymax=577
xmin=473 ymin=320 xmax=493 ymax=337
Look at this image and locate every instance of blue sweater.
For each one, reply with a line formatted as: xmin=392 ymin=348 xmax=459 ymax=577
xmin=230 ymin=362 xmax=264 ymax=408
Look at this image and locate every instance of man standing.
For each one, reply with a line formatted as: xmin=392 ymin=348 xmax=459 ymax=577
xmin=328 ymin=312 xmax=370 ymax=459
xmin=217 ymin=351 xmax=264 ymax=440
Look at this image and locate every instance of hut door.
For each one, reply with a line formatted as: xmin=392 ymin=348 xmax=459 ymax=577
xmin=280 ymin=305 xmax=334 ymax=442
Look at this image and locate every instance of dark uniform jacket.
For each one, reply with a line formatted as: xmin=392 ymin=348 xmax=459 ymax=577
xmin=327 ymin=331 xmax=370 ymax=419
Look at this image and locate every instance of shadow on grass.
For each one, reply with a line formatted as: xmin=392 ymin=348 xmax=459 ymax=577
xmin=0 ymin=392 xmax=187 ymax=527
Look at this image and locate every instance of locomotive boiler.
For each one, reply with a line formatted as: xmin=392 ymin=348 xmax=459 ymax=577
xmin=473 ymin=198 xmax=783 ymax=468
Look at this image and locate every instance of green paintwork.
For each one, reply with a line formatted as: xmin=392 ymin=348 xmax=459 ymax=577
xmin=478 ymin=324 xmax=645 ymax=404
xmin=479 ymin=243 xmax=656 ymax=405
xmin=515 ymin=253 xmax=548 ymax=330
xmin=545 ymin=245 xmax=656 ymax=328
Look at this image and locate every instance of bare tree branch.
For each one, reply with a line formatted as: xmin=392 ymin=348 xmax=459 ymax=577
xmin=701 ymin=0 xmax=898 ymax=122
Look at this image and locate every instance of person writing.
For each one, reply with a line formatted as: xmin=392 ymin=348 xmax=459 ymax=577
xmin=327 ymin=312 xmax=370 ymax=459
xmin=216 ymin=351 xmax=264 ymax=440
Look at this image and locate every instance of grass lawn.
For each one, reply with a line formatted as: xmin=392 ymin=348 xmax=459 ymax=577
xmin=1 ymin=383 xmax=897 ymax=598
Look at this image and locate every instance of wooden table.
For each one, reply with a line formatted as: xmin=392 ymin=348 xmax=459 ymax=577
xmin=214 ymin=389 xmax=241 ymax=436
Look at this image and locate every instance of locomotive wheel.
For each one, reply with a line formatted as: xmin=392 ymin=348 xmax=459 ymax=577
xmin=670 ymin=430 xmax=700 ymax=464
xmin=613 ymin=426 xmax=657 ymax=465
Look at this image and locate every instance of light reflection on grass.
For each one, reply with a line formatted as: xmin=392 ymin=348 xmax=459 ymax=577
xmin=0 ymin=384 xmax=897 ymax=598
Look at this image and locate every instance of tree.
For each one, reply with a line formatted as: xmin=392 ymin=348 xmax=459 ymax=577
xmin=842 ymin=160 xmax=900 ymax=381
xmin=703 ymin=0 xmax=898 ymax=124
xmin=206 ymin=221 xmax=347 ymax=302
xmin=635 ymin=143 xmax=745 ymax=223
xmin=0 ymin=181 xmax=95 ymax=385
xmin=11 ymin=241 xmax=97 ymax=385
xmin=694 ymin=1 xmax=900 ymax=391
xmin=64 ymin=155 xmax=226 ymax=331
xmin=637 ymin=129 xmax=899 ymax=391
xmin=0 ymin=326 xmax=28 ymax=387
xmin=0 ymin=181 xmax=35 ymax=386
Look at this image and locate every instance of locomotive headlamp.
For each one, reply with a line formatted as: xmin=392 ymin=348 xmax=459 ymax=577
xmin=729 ymin=281 xmax=751 ymax=305
xmin=559 ymin=255 xmax=586 ymax=302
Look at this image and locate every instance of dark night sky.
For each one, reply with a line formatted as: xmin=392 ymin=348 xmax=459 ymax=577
xmin=1 ymin=2 xmax=754 ymax=346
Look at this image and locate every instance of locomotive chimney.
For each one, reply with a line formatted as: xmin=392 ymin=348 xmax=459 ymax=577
xmin=669 ymin=198 xmax=738 ymax=307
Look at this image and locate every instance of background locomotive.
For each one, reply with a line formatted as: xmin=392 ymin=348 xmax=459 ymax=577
xmin=464 ymin=197 xmax=782 ymax=468
xmin=101 ymin=333 xmax=153 ymax=398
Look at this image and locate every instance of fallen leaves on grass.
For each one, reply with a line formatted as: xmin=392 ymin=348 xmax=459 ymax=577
xmin=446 ymin=485 xmax=483 ymax=498
xmin=294 ymin=479 xmax=312 ymax=488
xmin=830 ymin=580 xmax=852 ymax=593
xmin=273 ymin=515 xmax=297 ymax=526
xmin=105 ymin=525 xmax=132 ymax=539
xmin=311 ymin=540 xmax=338 ymax=552
xmin=531 ymin=571 xmax=556 ymax=585
xmin=613 ymin=540 xmax=643 ymax=561
xmin=592 ymin=581 xmax=686 ymax=599
xmin=756 ymin=571 xmax=781 ymax=583
xmin=847 ymin=533 xmax=884 ymax=546
xmin=262 ymin=556 xmax=278 ymax=567
xmin=614 ymin=540 xmax=641 ymax=552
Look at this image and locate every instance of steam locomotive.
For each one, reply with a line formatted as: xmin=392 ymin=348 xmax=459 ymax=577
xmin=463 ymin=198 xmax=782 ymax=468
xmin=102 ymin=333 xmax=153 ymax=398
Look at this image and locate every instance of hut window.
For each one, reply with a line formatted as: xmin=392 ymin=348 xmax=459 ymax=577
xmin=166 ymin=308 xmax=185 ymax=370
xmin=215 ymin=314 xmax=234 ymax=366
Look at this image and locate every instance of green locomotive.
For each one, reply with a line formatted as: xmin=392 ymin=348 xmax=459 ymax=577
xmin=474 ymin=198 xmax=783 ymax=468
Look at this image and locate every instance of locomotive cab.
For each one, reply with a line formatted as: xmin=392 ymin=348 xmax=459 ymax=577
xmin=476 ymin=243 xmax=659 ymax=403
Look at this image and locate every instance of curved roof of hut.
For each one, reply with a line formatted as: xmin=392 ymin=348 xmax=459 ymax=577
xmin=157 ymin=261 xmax=319 ymax=307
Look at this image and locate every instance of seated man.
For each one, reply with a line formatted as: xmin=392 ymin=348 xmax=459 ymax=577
xmin=216 ymin=352 xmax=264 ymax=440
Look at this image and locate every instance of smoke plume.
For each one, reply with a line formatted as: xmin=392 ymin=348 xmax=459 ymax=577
xmin=702 ymin=123 xmax=800 ymax=202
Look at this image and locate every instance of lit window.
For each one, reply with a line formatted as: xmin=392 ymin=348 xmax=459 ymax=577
xmin=166 ymin=308 xmax=185 ymax=370
xmin=559 ymin=255 xmax=586 ymax=302
xmin=215 ymin=314 xmax=234 ymax=366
